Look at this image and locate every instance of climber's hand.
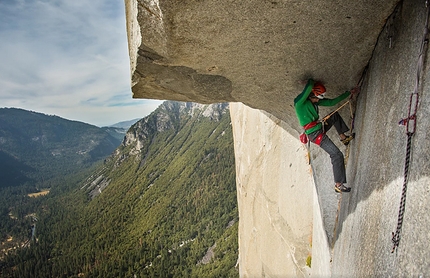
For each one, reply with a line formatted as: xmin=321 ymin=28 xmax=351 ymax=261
xmin=350 ymin=86 xmax=360 ymax=95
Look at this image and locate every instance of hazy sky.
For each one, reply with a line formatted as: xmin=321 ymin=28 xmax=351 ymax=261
xmin=0 ymin=0 xmax=163 ymax=127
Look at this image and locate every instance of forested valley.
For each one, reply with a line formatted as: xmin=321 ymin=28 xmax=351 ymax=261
xmin=0 ymin=102 xmax=238 ymax=277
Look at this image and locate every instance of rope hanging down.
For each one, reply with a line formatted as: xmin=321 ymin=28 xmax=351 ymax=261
xmin=391 ymin=0 xmax=430 ymax=253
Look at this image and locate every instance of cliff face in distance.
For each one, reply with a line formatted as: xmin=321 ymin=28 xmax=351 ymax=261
xmin=126 ymin=0 xmax=430 ymax=276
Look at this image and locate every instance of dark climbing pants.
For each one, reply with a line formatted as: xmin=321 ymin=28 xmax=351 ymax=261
xmin=323 ymin=112 xmax=350 ymax=136
xmin=308 ymin=112 xmax=349 ymax=184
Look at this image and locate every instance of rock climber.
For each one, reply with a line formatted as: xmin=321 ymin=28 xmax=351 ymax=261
xmin=294 ymin=79 xmax=357 ymax=193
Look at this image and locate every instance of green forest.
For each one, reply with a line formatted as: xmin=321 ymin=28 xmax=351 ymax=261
xmin=0 ymin=102 xmax=238 ymax=277
xmin=0 ymin=108 xmax=122 ymax=190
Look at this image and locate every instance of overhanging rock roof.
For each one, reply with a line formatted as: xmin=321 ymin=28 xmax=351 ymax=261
xmin=125 ymin=0 xmax=399 ymax=131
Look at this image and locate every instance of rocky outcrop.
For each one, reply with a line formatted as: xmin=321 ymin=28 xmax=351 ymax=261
xmin=125 ymin=0 xmax=430 ymax=276
xmin=124 ymin=0 xmax=399 ymax=130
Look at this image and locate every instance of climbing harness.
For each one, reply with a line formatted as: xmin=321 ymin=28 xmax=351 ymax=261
xmin=301 ymin=65 xmax=368 ymax=167
xmin=300 ymin=120 xmax=322 ymax=164
xmin=301 ymin=121 xmax=325 ymax=146
xmin=302 ymin=81 xmax=363 ymax=163
xmin=391 ymin=0 xmax=429 ymax=253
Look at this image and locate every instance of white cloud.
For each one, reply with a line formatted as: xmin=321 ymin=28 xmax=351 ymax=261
xmin=0 ymin=0 xmax=163 ymax=126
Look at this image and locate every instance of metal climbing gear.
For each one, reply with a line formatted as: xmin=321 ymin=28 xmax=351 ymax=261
xmin=391 ymin=0 xmax=429 ymax=253
xmin=300 ymin=133 xmax=308 ymax=144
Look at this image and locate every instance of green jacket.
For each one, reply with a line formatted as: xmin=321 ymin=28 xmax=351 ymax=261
xmin=294 ymin=79 xmax=351 ymax=134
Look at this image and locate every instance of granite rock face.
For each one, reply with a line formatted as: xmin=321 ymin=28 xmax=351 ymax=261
xmin=125 ymin=0 xmax=399 ymax=131
xmin=230 ymin=103 xmax=314 ymax=276
xmin=125 ymin=0 xmax=430 ymax=276
xmin=331 ymin=1 xmax=430 ymax=275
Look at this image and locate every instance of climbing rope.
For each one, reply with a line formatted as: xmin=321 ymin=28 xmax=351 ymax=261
xmin=321 ymin=100 xmax=351 ymax=123
xmin=391 ymin=0 xmax=429 ymax=253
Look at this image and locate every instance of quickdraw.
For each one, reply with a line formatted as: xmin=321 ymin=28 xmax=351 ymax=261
xmin=398 ymin=86 xmax=419 ymax=135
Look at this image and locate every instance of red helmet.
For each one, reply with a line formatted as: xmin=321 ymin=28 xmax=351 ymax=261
xmin=312 ymin=82 xmax=326 ymax=99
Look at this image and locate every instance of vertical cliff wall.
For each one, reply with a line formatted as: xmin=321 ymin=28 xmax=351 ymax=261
xmin=230 ymin=103 xmax=314 ymax=276
xmin=230 ymin=0 xmax=430 ymax=276
xmin=332 ymin=0 xmax=430 ymax=275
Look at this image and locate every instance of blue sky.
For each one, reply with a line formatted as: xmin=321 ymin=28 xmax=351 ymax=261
xmin=0 ymin=0 xmax=162 ymax=127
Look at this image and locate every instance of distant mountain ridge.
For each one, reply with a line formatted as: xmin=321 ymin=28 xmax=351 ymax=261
xmin=0 ymin=108 xmax=122 ymax=189
xmin=101 ymin=118 xmax=141 ymax=142
xmin=106 ymin=118 xmax=140 ymax=128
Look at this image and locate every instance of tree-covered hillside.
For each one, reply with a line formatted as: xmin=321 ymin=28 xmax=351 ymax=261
xmin=0 ymin=108 xmax=121 ymax=189
xmin=1 ymin=102 xmax=238 ymax=277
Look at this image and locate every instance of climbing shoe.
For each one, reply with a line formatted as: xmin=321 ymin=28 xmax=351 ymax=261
xmin=341 ymin=133 xmax=355 ymax=146
xmin=334 ymin=184 xmax=351 ymax=193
